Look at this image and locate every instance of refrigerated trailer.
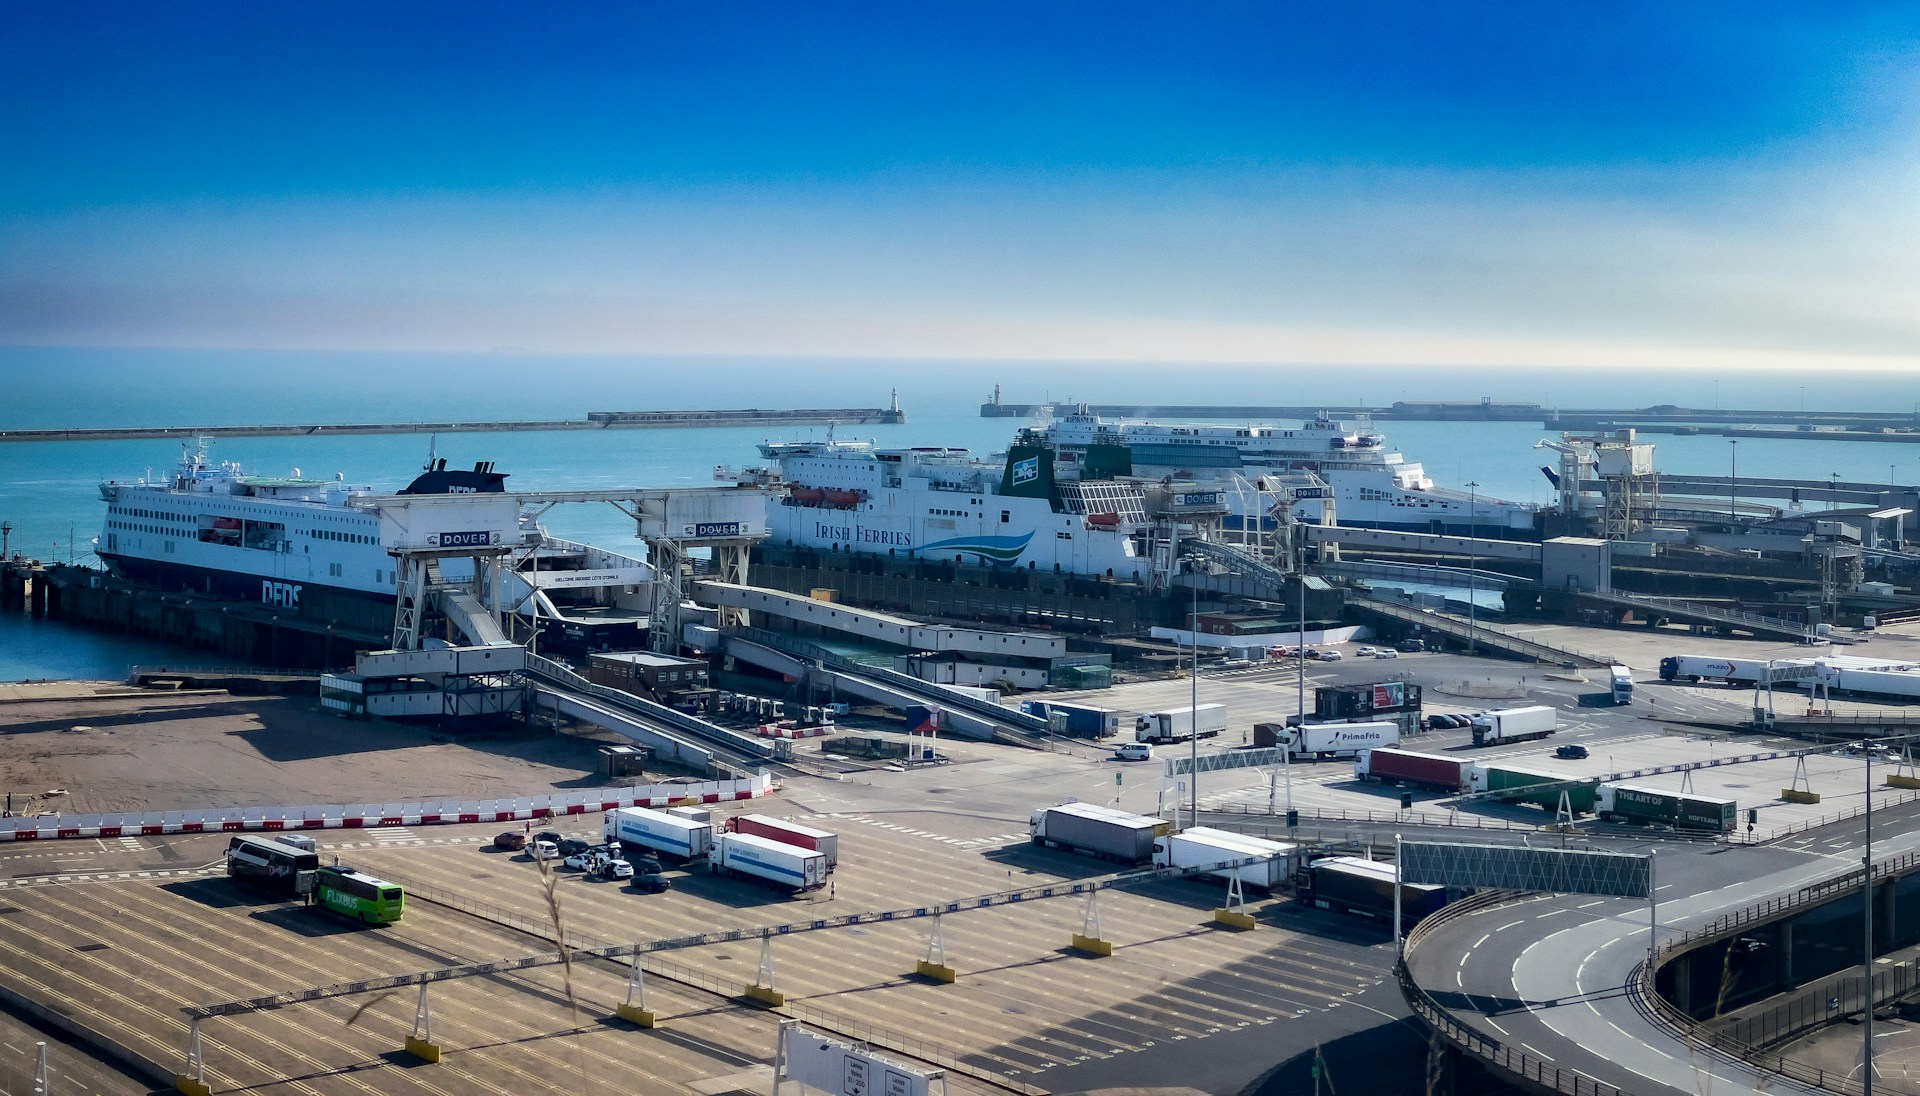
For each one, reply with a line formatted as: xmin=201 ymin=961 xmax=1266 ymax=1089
xmin=603 ymin=806 xmax=714 ymax=862
xmin=709 ymin=830 xmax=828 ymax=893
xmin=727 ymin=815 xmax=839 ymax=867
xmin=1030 ymin=802 xmax=1167 ymax=864
xmin=1470 ymin=763 xmax=1599 ymax=814
xmin=1271 ymin=720 xmax=1399 ymax=761
xmin=1135 ymin=704 xmax=1227 ymax=744
xmin=1469 ymin=705 xmax=1558 ymax=747
xmin=1657 ymin=655 xmax=1807 ymax=685
xmin=1353 ymin=748 xmax=1474 ymax=792
xmin=1154 ymin=828 xmax=1297 ymax=892
xmin=1595 ymin=784 xmax=1736 ymax=833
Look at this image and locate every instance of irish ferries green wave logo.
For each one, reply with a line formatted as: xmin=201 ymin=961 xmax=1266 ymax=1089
xmin=921 ymin=531 xmax=1034 ymax=565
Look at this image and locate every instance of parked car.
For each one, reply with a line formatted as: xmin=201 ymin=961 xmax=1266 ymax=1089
xmin=530 ymin=839 xmax=560 ymax=861
xmin=562 ymin=850 xmax=601 ymax=871
xmin=1375 ymin=649 xmax=1399 ymax=660
xmin=1356 ymin=646 xmax=1379 ymax=657
xmin=494 ymin=831 xmax=529 ymax=851
xmin=556 ymin=837 xmax=593 ymax=858
xmin=1396 ymin=640 xmax=1426 ymax=652
xmin=598 ymin=857 xmax=635 ymax=881
xmin=1314 ymin=650 xmax=1344 ymax=662
xmin=534 ymin=830 xmax=564 ymax=847
xmin=1555 ymin=744 xmax=1590 ymax=760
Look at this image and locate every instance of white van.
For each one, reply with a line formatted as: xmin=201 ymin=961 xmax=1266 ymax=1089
xmin=1114 ymin=742 xmax=1154 ymax=761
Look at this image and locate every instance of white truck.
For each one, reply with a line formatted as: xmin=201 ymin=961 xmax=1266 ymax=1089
xmin=1030 ymin=802 xmax=1167 ymax=864
xmin=709 ymin=830 xmax=828 ymax=893
xmin=1135 ymin=703 xmax=1227 ymax=744
xmin=1274 ymin=720 xmax=1399 ymax=761
xmin=1469 ymin=705 xmax=1558 ymax=747
xmin=603 ymin=806 xmax=714 ymax=862
xmin=728 ymin=815 xmax=839 ymax=868
xmin=1154 ymin=827 xmax=1297 ymax=892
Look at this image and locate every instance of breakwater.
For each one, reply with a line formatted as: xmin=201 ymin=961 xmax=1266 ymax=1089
xmin=0 ymin=405 xmax=906 ymax=443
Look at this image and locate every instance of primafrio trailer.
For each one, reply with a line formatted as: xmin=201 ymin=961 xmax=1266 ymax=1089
xmin=1274 ymin=720 xmax=1399 ymax=761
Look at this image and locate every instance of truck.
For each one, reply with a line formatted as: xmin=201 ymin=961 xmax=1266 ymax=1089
xmin=1029 ymin=802 xmax=1168 ymax=864
xmin=1469 ymin=705 xmax=1558 ymax=747
xmin=1300 ymin=856 xmax=1448 ymax=923
xmin=1609 ymin=665 xmax=1634 ymax=705
xmin=709 ymin=830 xmax=829 ymax=893
xmin=603 ymin=806 xmax=714 ymax=863
xmin=1154 ymin=827 xmax=1297 ymax=892
xmin=1021 ymin=700 xmax=1126 ymax=739
xmin=727 ymin=815 xmax=839 ymax=868
xmin=1353 ymin=748 xmax=1474 ymax=792
xmin=1657 ymin=655 xmax=1807 ymax=686
xmin=1470 ymin=763 xmax=1598 ymax=814
xmin=1596 ymin=783 xmax=1737 ymax=833
xmin=1272 ymin=720 xmax=1399 ymax=761
xmin=1135 ymin=703 xmax=1227 ymax=744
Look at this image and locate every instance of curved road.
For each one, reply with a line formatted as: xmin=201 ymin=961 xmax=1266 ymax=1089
xmin=1406 ymin=800 xmax=1920 ymax=1095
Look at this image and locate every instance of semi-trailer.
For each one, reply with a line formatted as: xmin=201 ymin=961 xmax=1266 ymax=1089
xmin=1135 ymin=703 xmax=1227 ymax=744
xmin=1595 ymin=784 xmax=1737 ymax=833
xmin=1609 ymin=665 xmax=1634 ymax=705
xmin=1269 ymin=720 xmax=1399 ymax=761
xmin=709 ymin=830 xmax=828 ymax=893
xmin=1300 ymin=856 xmax=1448 ymax=922
xmin=1470 ymin=763 xmax=1598 ymax=814
xmin=1353 ymin=748 xmax=1474 ymax=792
xmin=1468 ymin=705 xmax=1558 ymax=747
xmin=1029 ymin=802 xmax=1168 ymax=864
xmin=1657 ymin=655 xmax=1808 ymax=685
xmin=1154 ymin=827 xmax=1297 ymax=892
xmin=1021 ymin=700 xmax=1127 ymax=738
xmin=603 ymin=806 xmax=714 ymax=862
xmin=727 ymin=815 xmax=840 ymax=868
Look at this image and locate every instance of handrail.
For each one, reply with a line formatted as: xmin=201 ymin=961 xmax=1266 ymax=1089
xmin=525 ymin=653 xmax=773 ymax=765
xmin=1348 ymin=594 xmax=1617 ymax=667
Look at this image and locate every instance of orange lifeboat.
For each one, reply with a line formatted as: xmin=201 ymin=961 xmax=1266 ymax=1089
xmin=822 ymin=488 xmax=861 ymax=508
xmin=790 ymin=485 xmax=826 ymax=505
xmin=1085 ymin=512 xmax=1120 ymax=528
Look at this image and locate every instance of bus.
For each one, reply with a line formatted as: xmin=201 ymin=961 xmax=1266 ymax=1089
xmin=226 ymin=836 xmax=319 ymax=897
xmin=313 ymin=865 xmax=405 ymax=924
xmin=1609 ymin=665 xmax=1634 ymax=705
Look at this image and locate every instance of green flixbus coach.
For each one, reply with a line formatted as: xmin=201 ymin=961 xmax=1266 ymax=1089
xmin=313 ymin=864 xmax=405 ymax=924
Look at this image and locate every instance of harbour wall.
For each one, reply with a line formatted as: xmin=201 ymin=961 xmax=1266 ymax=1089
xmin=0 ymin=405 xmax=906 ymax=443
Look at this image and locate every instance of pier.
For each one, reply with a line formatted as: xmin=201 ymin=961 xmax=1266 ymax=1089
xmin=0 ymin=403 xmax=905 ymax=444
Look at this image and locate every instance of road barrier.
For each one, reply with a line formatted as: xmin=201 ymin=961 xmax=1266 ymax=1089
xmin=0 ymin=773 xmax=773 ymax=842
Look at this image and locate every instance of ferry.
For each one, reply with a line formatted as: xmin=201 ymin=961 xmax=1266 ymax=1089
xmin=96 ymin=442 xmax=652 ymax=650
xmin=1043 ymin=408 xmax=1539 ymax=536
xmin=745 ymin=434 xmax=1157 ymax=581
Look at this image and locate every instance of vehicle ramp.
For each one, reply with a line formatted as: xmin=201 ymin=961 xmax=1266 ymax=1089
xmin=432 ymin=587 xmax=511 ymax=646
xmin=529 ymin=685 xmax=717 ymax=772
xmin=1570 ymin=589 xmax=1814 ymax=642
xmin=1177 ymin=538 xmax=1292 ymax=599
xmin=1349 ymin=593 xmax=1617 ymax=668
xmin=524 ymin=653 xmax=776 ymax=767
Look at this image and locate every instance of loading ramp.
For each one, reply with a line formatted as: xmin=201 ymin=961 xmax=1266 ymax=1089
xmin=1567 ymin=589 xmax=1815 ymax=642
xmin=524 ymin=653 xmax=777 ymax=770
xmin=1349 ymin=593 xmax=1618 ymax=668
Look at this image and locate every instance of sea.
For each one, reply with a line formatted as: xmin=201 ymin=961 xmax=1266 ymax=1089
xmin=3 ymin=346 xmax=1917 ymax=681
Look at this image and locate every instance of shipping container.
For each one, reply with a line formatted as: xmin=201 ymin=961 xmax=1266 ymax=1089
xmin=728 ymin=815 xmax=840 ymax=867
xmin=1354 ymin=748 xmax=1474 ymax=792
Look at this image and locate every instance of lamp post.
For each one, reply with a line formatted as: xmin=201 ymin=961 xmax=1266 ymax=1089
xmin=1189 ymin=573 xmax=1200 ymax=829
xmin=1465 ymin=482 xmax=1479 ymax=655
xmin=1864 ymin=743 xmax=1875 ymax=1095
xmin=1729 ymin=439 xmax=1739 ymax=524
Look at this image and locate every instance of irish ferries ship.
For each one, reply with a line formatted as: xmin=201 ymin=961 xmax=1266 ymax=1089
xmin=96 ymin=442 xmax=652 ymax=648
xmin=1043 ymin=409 xmax=1539 ymax=535
xmin=748 ymin=435 xmax=1157 ymax=581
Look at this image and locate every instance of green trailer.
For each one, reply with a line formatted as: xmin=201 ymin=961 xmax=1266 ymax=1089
xmin=1469 ymin=763 xmax=1599 ymax=814
xmin=1596 ymin=784 xmax=1736 ymax=833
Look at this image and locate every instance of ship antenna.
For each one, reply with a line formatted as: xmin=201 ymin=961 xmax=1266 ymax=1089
xmin=424 ymin=433 xmax=438 ymax=473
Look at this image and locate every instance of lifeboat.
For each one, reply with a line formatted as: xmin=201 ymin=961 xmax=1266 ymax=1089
xmin=1085 ymin=512 xmax=1121 ymax=528
xmin=789 ymin=485 xmax=826 ymax=505
xmin=822 ymin=488 xmax=861 ymax=508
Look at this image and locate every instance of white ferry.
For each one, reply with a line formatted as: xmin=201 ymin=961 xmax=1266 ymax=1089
xmin=1044 ymin=409 xmax=1538 ymax=535
xmin=749 ymin=435 xmax=1156 ymax=581
xmin=96 ymin=442 xmax=651 ymax=649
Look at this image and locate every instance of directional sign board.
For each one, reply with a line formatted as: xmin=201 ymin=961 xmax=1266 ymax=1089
xmin=786 ymin=1027 xmax=937 ymax=1096
xmin=1400 ymin=841 xmax=1650 ymax=899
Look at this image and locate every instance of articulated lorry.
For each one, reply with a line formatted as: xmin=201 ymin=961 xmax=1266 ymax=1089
xmin=726 ymin=815 xmax=839 ymax=868
xmin=1030 ymin=802 xmax=1168 ymax=864
xmin=1657 ymin=655 xmax=1808 ymax=686
xmin=1353 ymin=748 xmax=1474 ymax=792
xmin=1469 ymin=705 xmax=1558 ymax=747
xmin=1021 ymin=700 xmax=1127 ymax=738
xmin=1135 ymin=703 xmax=1227 ymax=744
xmin=709 ymin=830 xmax=828 ymax=893
xmin=1470 ymin=763 xmax=1599 ymax=814
xmin=1154 ymin=827 xmax=1296 ymax=892
xmin=604 ymin=806 xmax=714 ymax=862
xmin=1267 ymin=720 xmax=1399 ymax=761
xmin=1299 ymin=856 xmax=1448 ymax=923
xmin=1595 ymin=784 xmax=1737 ymax=833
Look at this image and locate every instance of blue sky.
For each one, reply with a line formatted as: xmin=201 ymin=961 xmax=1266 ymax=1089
xmin=3 ymin=2 xmax=1918 ymax=376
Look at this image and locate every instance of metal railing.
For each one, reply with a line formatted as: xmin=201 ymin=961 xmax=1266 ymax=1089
xmin=1396 ymin=963 xmax=1623 ymax=1096
xmin=526 ymin=652 xmax=772 ymax=767
xmin=1348 ymin=594 xmax=1617 ymax=667
xmin=1706 ymin=958 xmax=1920 ymax=1050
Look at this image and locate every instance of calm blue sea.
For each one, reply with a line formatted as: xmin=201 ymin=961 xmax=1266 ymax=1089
xmin=3 ymin=346 xmax=1917 ymax=680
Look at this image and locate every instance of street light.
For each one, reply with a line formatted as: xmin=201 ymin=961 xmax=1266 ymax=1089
xmin=1728 ymin=439 xmax=1739 ymax=524
xmin=1465 ymin=482 xmax=1479 ymax=655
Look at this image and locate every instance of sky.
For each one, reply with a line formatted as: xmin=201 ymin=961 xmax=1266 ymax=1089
xmin=3 ymin=2 xmax=1919 ymax=381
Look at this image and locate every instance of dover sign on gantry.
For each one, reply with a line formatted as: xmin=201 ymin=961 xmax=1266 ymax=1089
xmin=785 ymin=1027 xmax=935 ymax=1096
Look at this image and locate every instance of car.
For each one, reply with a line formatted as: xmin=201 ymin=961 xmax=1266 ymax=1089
xmin=1375 ymin=649 xmax=1399 ymax=660
xmin=1314 ymin=650 xmax=1343 ymax=662
xmin=494 ymin=831 xmax=529 ymax=851
xmin=1356 ymin=646 xmax=1379 ymax=657
xmin=529 ymin=839 xmax=560 ymax=861
xmin=599 ymin=857 xmax=635 ymax=880
xmin=555 ymin=837 xmax=593 ymax=858
xmin=1554 ymin=744 xmax=1590 ymax=760
xmin=1424 ymin=715 xmax=1450 ymax=731
xmin=1113 ymin=742 xmax=1154 ymax=761
xmin=1396 ymin=640 xmax=1426 ymax=653
xmin=534 ymin=830 xmax=564 ymax=847
xmin=562 ymin=851 xmax=600 ymax=871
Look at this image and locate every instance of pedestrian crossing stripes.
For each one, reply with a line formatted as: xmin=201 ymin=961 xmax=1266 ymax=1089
xmin=114 ymin=836 xmax=144 ymax=852
xmin=371 ymin=827 xmax=416 ymax=841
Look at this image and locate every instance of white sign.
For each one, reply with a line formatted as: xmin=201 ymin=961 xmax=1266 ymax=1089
xmin=784 ymin=1027 xmax=936 ymax=1096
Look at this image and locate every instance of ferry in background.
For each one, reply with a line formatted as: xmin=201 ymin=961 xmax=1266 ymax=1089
xmin=95 ymin=441 xmax=652 ymax=651
xmin=1043 ymin=408 xmax=1539 ymax=536
xmin=744 ymin=433 xmax=1159 ymax=581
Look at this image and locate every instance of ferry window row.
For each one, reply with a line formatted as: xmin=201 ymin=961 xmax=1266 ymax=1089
xmin=305 ymin=529 xmax=377 ymax=544
xmin=927 ymin=508 xmax=972 ymax=517
xmin=113 ymin=506 xmax=181 ymax=521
